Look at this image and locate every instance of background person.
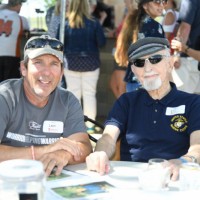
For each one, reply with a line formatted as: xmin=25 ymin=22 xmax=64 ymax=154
xmin=161 ymin=0 xmax=179 ymax=51
xmin=48 ymin=0 xmax=69 ymax=38
xmin=91 ymin=0 xmax=115 ymax=30
xmin=115 ymin=0 xmax=166 ymax=92
xmin=0 ymin=35 xmax=92 ymax=176
xmin=0 ymin=0 xmax=29 ymax=82
xmin=89 ymin=0 xmax=107 ymax=26
xmin=161 ymin=0 xmax=183 ymax=87
xmin=174 ymin=0 xmax=200 ymax=93
xmin=47 ymin=0 xmax=70 ymax=89
xmin=86 ymin=37 xmax=200 ymax=180
xmin=109 ymin=0 xmax=137 ymax=99
xmin=171 ymin=38 xmax=200 ymax=62
xmin=45 ymin=4 xmax=55 ymax=30
xmin=58 ymin=0 xmax=106 ymax=133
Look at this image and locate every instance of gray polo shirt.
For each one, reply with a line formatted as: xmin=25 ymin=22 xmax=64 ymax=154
xmin=0 ymin=79 xmax=87 ymax=147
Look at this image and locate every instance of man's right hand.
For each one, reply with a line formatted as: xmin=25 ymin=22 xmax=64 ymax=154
xmin=86 ymin=151 xmax=110 ymax=175
xmin=40 ymin=150 xmax=71 ymax=176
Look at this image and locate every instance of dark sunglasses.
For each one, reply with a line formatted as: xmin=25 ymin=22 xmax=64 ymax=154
xmin=152 ymin=0 xmax=168 ymax=6
xmin=130 ymin=54 xmax=168 ymax=68
xmin=25 ymin=38 xmax=64 ymax=52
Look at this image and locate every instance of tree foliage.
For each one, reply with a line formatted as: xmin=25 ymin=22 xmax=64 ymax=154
xmin=44 ymin=0 xmax=57 ymax=8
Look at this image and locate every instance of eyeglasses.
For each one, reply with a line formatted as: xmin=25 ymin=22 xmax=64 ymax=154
xmin=130 ymin=54 xmax=168 ymax=68
xmin=152 ymin=0 xmax=168 ymax=6
xmin=25 ymin=38 xmax=64 ymax=52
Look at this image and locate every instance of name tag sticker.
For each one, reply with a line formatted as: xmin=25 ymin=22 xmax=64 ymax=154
xmin=43 ymin=121 xmax=64 ymax=133
xmin=165 ymin=105 xmax=185 ymax=116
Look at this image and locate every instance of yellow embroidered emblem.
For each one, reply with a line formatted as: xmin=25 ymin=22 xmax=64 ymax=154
xmin=170 ymin=115 xmax=188 ymax=132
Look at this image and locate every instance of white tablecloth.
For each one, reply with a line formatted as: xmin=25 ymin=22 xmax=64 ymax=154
xmin=46 ymin=161 xmax=200 ymax=200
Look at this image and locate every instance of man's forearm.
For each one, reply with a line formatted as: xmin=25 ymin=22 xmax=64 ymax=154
xmin=0 ymin=144 xmax=52 ymax=161
xmin=0 ymin=145 xmax=33 ymax=161
xmin=176 ymin=22 xmax=191 ymax=44
xmin=94 ymin=134 xmax=116 ymax=159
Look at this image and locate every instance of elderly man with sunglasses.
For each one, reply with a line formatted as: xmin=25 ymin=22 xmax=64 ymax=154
xmin=0 ymin=35 xmax=92 ymax=176
xmin=86 ymin=37 xmax=200 ymax=181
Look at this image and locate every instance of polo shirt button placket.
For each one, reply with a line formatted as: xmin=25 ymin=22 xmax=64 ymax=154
xmin=153 ymin=102 xmax=159 ymax=125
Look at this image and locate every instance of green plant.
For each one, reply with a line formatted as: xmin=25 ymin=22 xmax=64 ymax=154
xmin=44 ymin=0 xmax=57 ymax=8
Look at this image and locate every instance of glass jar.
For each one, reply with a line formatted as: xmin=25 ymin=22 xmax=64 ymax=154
xmin=138 ymin=158 xmax=171 ymax=191
xmin=0 ymin=159 xmax=46 ymax=200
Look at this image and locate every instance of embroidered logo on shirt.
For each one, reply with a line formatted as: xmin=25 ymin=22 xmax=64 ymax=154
xmin=170 ymin=115 xmax=188 ymax=132
xmin=29 ymin=121 xmax=41 ymax=131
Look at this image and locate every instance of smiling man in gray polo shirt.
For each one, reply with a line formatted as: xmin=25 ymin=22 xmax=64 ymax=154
xmin=0 ymin=35 xmax=92 ymax=176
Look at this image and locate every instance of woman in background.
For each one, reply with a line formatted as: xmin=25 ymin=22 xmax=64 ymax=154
xmin=60 ymin=0 xmax=106 ymax=133
xmin=115 ymin=0 xmax=166 ymax=92
xmin=48 ymin=0 xmax=69 ymax=38
xmin=48 ymin=0 xmax=69 ymax=89
xmin=162 ymin=0 xmax=179 ymax=54
xmin=109 ymin=0 xmax=137 ymax=99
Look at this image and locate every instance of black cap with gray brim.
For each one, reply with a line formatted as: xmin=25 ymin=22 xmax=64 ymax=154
xmin=128 ymin=37 xmax=170 ymax=62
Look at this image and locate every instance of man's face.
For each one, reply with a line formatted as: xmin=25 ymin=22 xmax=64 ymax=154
xmin=131 ymin=49 xmax=172 ymax=91
xmin=21 ymin=54 xmax=63 ymax=103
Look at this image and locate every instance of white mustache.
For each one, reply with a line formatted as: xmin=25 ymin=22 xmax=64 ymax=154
xmin=144 ymin=73 xmax=158 ymax=77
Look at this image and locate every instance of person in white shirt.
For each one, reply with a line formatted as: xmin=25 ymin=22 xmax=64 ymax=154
xmin=0 ymin=0 xmax=29 ymax=82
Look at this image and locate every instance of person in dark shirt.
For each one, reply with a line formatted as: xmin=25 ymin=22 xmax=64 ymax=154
xmin=91 ymin=0 xmax=114 ymax=29
xmin=86 ymin=37 xmax=200 ymax=181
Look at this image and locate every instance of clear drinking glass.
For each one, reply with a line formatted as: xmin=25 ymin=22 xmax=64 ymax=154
xmin=148 ymin=158 xmax=169 ymax=169
xmin=138 ymin=158 xmax=170 ymax=191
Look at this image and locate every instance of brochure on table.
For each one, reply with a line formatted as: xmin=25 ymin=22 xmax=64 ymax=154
xmin=46 ymin=170 xmax=117 ymax=199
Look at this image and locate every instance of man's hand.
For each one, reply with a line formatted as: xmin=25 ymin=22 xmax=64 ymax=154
xmin=40 ymin=150 xmax=71 ymax=176
xmin=168 ymin=159 xmax=181 ymax=181
xmin=86 ymin=151 xmax=110 ymax=175
xmin=46 ymin=138 xmax=82 ymax=161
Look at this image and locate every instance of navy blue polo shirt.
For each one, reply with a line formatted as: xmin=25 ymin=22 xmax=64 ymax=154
xmin=105 ymin=83 xmax=200 ymax=162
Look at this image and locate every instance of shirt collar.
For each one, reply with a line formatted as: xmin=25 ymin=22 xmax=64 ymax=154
xmin=144 ymin=82 xmax=177 ymax=106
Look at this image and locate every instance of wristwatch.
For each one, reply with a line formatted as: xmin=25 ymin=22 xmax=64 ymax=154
xmin=182 ymin=155 xmax=197 ymax=163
